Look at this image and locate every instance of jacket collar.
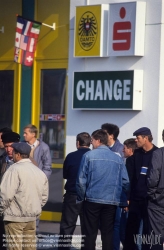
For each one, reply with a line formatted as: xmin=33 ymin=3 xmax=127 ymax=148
xmin=16 ymin=158 xmax=31 ymax=164
xmin=96 ymin=145 xmax=109 ymax=150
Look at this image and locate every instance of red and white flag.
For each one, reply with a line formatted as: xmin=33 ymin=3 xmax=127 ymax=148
xmin=15 ymin=32 xmax=21 ymax=47
xmin=23 ymin=51 xmax=34 ymax=67
xmin=14 ymin=15 xmax=41 ymax=66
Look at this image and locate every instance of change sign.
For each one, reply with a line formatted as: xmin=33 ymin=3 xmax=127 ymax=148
xmin=73 ymin=71 xmax=143 ymax=110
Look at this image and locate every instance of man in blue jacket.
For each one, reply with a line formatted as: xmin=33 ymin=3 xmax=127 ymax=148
xmin=76 ymin=129 xmax=129 ymax=250
xmin=23 ymin=124 xmax=52 ymax=235
xmin=101 ymin=123 xmax=124 ymax=158
xmin=23 ymin=124 xmax=52 ymax=179
xmin=58 ymin=132 xmax=91 ymax=250
xmin=101 ymin=123 xmax=124 ymax=250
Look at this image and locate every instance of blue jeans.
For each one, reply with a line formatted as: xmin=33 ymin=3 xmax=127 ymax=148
xmin=114 ymin=207 xmax=143 ymax=250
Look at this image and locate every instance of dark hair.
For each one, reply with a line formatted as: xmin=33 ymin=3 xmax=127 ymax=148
xmin=13 ymin=149 xmax=29 ymax=159
xmin=76 ymin=132 xmax=91 ymax=147
xmin=0 ymin=127 xmax=12 ymax=134
xmin=101 ymin=123 xmax=119 ymax=140
xmin=123 ymin=138 xmax=137 ymax=153
xmin=24 ymin=124 xmax=38 ymax=137
xmin=141 ymin=135 xmax=153 ymax=142
xmin=91 ymin=129 xmax=108 ymax=145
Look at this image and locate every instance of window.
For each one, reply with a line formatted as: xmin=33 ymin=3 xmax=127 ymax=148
xmin=40 ymin=69 xmax=66 ymax=164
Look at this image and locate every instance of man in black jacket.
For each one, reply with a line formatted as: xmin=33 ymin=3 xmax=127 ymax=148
xmin=120 ymin=138 xmax=137 ymax=247
xmin=58 ymin=132 xmax=91 ymax=250
xmin=0 ymin=131 xmax=20 ymax=180
xmin=123 ymin=127 xmax=158 ymax=250
xmin=0 ymin=127 xmax=12 ymax=170
xmin=147 ymin=131 xmax=164 ymax=250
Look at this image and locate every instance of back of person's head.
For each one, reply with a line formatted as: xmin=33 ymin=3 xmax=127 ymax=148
xmin=24 ymin=124 xmax=38 ymax=137
xmin=0 ymin=127 xmax=12 ymax=148
xmin=0 ymin=127 xmax=12 ymax=134
xmin=76 ymin=132 xmax=91 ymax=147
xmin=92 ymin=129 xmax=108 ymax=145
xmin=123 ymin=138 xmax=137 ymax=153
xmin=101 ymin=123 xmax=119 ymax=140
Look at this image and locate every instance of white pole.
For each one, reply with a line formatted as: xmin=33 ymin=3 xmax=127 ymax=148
xmin=42 ymin=23 xmax=56 ymax=30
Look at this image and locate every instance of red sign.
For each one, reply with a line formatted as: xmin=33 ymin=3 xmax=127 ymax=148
xmin=113 ymin=7 xmax=131 ymax=51
xmin=109 ymin=2 xmax=137 ymax=56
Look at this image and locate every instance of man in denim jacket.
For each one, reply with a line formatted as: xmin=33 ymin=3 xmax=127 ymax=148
xmin=76 ymin=129 xmax=129 ymax=250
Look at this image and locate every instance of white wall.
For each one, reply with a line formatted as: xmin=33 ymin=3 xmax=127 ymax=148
xmin=66 ymin=0 xmax=164 ymax=154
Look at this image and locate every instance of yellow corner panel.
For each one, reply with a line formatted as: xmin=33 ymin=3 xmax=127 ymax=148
xmin=40 ymin=211 xmax=62 ymax=222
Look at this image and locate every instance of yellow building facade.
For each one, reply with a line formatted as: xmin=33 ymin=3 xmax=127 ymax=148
xmin=0 ymin=0 xmax=70 ymax=221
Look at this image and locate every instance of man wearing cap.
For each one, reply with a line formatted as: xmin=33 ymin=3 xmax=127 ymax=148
xmin=0 ymin=127 xmax=12 ymax=249
xmin=0 ymin=128 xmax=12 ymax=177
xmin=123 ymin=127 xmax=158 ymax=250
xmin=0 ymin=131 xmax=20 ymax=180
xmin=0 ymin=127 xmax=12 ymax=149
xmin=0 ymin=142 xmax=49 ymax=250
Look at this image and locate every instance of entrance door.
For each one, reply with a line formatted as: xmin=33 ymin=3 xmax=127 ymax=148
xmin=40 ymin=69 xmax=66 ymax=220
xmin=32 ymin=61 xmax=67 ymax=221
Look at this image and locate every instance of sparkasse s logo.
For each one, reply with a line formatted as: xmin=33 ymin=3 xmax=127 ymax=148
xmin=78 ymin=11 xmax=98 ymax=51
xmin=109 ymin=2 xmax=136 ymax=56
xmin=113 ymin=7 xmax=131 ymax=51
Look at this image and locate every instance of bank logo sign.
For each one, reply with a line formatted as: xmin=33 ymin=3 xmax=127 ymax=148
xmin=73 ymin=71 xmax=143 ymax=110
xmin=109 ymin=2 xmax=146 ymax=56
xmin=74 ymin=2 xmax=146 ymax=57
xmin=109 ymin=2 xmax=136 ymax=56
xmin=108 ymin=2 xmax=136 ymax=56
xmin=74 ymin=5 xmax=109 ymax=57
xmin=78 ymin=11 xmax=97 ymax=51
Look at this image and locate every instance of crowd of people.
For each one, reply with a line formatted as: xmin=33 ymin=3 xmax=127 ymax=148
xmin=0 ymin=123 xmax=163 ymax=250
xmin=59 ymin=123 xmax=164 ymax=250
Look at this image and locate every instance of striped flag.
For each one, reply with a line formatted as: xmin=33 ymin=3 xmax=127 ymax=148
xmin=14 ymin=15 xmax=41 ymax=66
xmin=30 ymin=23 xmax=41 ymax=39
xmin=27 ymin=37 xmax=37 ymax=52
xmin=20 ymin=35 xmax=29 ymax=50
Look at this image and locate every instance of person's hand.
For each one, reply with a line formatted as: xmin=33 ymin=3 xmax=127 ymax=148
xmin=123 ymin=206 xmax=128 ymax=212
xmin=123 ymin=200 xmax=130 ymax=212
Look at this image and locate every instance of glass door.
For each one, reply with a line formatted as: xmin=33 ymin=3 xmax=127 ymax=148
xmin=36 ymin=67 xmax=67 ymax=222
xmin=39 ymin=69 xmax=66 ymax=164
